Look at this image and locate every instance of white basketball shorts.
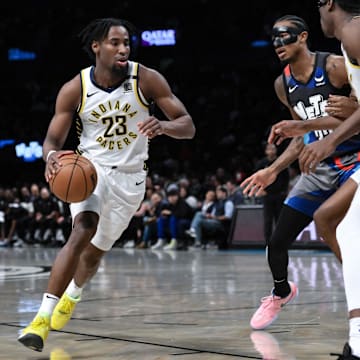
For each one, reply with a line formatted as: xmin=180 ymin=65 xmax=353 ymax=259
xmin=70 ymin=162 xmax=146 ymax=251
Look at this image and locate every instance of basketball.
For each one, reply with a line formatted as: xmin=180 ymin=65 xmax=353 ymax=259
xmin=49 ymin=154 xmax=97 ymax=203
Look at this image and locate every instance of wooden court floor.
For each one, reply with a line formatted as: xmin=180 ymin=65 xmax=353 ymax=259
xmin=0 ymin=245 xmax=348 ymax=359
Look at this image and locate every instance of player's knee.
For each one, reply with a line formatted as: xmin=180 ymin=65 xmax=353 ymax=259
xmin=313 ymin=205 xmax=333 ymax=232
xmin=73 ymin=213 xmax=98 ymax=238
xmin=313 ymin=207 xmax=324 ymax=225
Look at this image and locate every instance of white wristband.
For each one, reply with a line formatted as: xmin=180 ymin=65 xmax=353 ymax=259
xmin=46 ymin=150 xmax=56 ymax=162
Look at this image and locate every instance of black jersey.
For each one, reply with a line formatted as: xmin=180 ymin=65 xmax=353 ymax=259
xmin=283 ymin=51 xmax=360 ymax=156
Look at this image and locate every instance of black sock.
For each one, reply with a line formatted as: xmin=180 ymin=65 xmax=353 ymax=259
xmin=273 ymin=279 xmax=290 ymax=298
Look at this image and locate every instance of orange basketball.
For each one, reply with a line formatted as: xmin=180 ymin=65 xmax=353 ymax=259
xmin=49 ymin=154 xmax=97 ymax=203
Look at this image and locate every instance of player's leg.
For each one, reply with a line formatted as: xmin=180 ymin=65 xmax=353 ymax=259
xmin=18 ymin=165 xmax=107 ymax=351
xmin=51 ymin=169 xmax=146 ymax=331
xmin=249 ymin=169 xmax=334 ymax=330
xmin=314 ymin=152 xmax=360 ymax=264
xmin=313 ymin=178 xmax=357 ymax=263
xmin=336 ymin=176 xmax=360 ymax=359
xmin=50 ymin=242 xmax=105 ymax=331
xmin=250 ymin=204 xmax=310 ymax=330
xmin=17 ymin=210 xmax=99 ymax=351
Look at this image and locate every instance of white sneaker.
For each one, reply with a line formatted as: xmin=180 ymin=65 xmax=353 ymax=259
xmin=34 ymin=229 xmax=42 ymax=242
xmin=43 ymin=228 xmax=53 ymax=242
xmin=163 ymin=238 xmax=177 ymax=250
xmin=151 ymin=238 xmax=165 ymax=249
xmin=55 ymin=229 xmax=65 ymax=243
xmin=13 ymin=239 xmax=25 ymax=247
xmin=185 ymin=228 xmax=196 ymax=238
xmin=124 ymin=240 xmax=135 ymax=248
xmin=0 ymin=239 xmax=10 ymax=247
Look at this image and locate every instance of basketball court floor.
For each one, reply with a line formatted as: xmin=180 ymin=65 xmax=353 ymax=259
xmin=0 ymin=245 xmax=348 ymax=359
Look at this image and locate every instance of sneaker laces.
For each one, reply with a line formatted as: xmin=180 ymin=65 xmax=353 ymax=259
xmin=59 ymin=298 xmax=75 ymax=315
xmin=28 ymin=315 xmax=49 ymax=330
xmin=260 ymin=294 xmax=282 ymax=309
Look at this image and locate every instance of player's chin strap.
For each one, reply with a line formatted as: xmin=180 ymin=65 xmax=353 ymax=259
xmin=272 ymin=26 xmax=303 ymax=48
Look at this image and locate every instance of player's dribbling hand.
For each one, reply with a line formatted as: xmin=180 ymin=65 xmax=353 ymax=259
xmin=45 ymin=150 xmax=74 ymax=182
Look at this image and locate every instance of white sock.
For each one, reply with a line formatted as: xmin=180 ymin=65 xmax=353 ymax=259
xmin=38 ymin=293 xmax=59 ymax=316
xmin=349 ymin=317 xmax=360 ymax=357
xmin=337 ymin=185 xmax=360 ymax=357
xmin=66 ymin=279 xmax=83 ymax=299
xmin=337 ymin=185 xmax=360 ymax=312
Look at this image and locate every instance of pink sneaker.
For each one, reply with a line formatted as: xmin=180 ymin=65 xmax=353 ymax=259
xmin=250 ymin=281 xmax=298 ymax=330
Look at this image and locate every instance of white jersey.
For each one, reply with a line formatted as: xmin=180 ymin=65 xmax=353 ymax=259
xmin=342 ymin=44 xmax=360 ymax=102
xmin=76 ymin=61 xmax=150 ymax=171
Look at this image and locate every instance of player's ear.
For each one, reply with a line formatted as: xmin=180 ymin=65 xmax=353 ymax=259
xmin=299 ymin=31 xmax=308 ymax=45
xmin=91 ymin=41 xmax=99 ymax=55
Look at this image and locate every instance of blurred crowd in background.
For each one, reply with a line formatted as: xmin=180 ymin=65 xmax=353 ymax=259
xmin=0 ymin=1 xmax=338 ymax=247
xmin=0 ymin=1 xmax=340 ymax=185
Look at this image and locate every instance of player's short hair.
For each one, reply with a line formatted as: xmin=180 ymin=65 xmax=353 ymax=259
xmin=79 ymin=18 xmax=137 ymax=61
xmin=273 ymin=15 xmax=309 ymax=33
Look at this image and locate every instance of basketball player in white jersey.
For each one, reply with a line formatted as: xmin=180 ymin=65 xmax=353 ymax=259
xmin=279 ymin=1 xmax=360 ymax=358
xmin=18 ymin=17 xmax=195 ymax=352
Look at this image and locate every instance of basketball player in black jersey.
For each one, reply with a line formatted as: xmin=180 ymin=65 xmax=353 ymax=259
xmin=241 ymin=15 xmax=359 ymax=331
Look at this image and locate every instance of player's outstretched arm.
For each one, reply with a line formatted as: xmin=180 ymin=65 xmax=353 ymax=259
xmin=241 ymin=137 xmax=303 ymax=197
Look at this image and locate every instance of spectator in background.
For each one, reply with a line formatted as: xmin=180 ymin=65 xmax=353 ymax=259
xmin=0 ymin=189 xmax=29 ymax=247
xmin=254 ymin=143 xmax=289 ymax=245
xmin=137 ymin=191 xmax=165 ymax=249
xmin=0 ymin=187 xmax=7 ymax=244
xmin=151 ymin=184 xmax=194 ymax=251
xmin=225 ymin=177 xmax=245 ymax=206
xmin=31 ymin=186 xmax=60 ymax=244
xmin=54 ymin=200 xmax=70 ymax=246
xmin=121 ymin=186 xmax=155 ymax=249
xmin=191 ymin=185 xmax=234 ymax=249
xmin=179 ymin=183 xmax=198 ymax=210
xmin=30 ymin=183 xmax=40 ymax=202
xmin=186 ymin=188 xmax=216 ymax=247
xmin=16 ymin=185 xmax=35 ymax=246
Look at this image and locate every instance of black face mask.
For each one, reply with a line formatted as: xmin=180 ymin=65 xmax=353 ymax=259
xmin=272 ymin=26 xmax=302 ymax=48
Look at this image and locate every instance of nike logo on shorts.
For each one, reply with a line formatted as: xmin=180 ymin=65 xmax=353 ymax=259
xmin=136 ymin=180 xmax=145 ymax=186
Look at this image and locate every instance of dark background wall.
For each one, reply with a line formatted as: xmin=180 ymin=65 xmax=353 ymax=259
xmin=0 ymin=1 xmax=342 ymax=187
